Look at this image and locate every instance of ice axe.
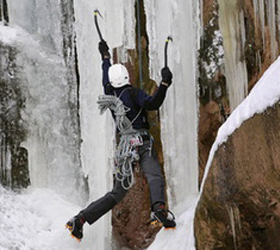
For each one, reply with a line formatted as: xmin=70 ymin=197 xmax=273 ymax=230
xmin=94 ymin=9 xmax=104 ymax=41
xmin=164 ymin=36 xmax=173 ymax=67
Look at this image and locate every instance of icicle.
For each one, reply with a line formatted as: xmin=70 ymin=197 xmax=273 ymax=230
xmin=5 ymin=145 xmax=12 ymax=187
xmin=259 ymin=0 xmax=265 ymax=52
xmin=253 ymin=0 xmax=258 ymax=18
xmin=0 ymin=133 xmax=12 ymax=187
xmin=0 ymin=132 xmax=5 ymax=184
xmin=227 ymin=206 xmax=237 ymax=250
xmin=267 ymin=0 xmax=278 ymax=60
xmin=240 ymin=10 xmax=248 ymax=99
xmin=278 ymin=0 xmax=280 ymax=41
xmin=252 ymin=0 xmax=266 ymax=53
xmin=200 ymin=0 xmax=204 ymax=37
xmin=257 ymin=50 xmax=262 ymax=72
xmin=218 ymin=0 xmax=248 ymax=111
xmin=254 ymin=0 xmax=278 ymax=61
xmin=0 ymin=0 xmax=9 ymax=24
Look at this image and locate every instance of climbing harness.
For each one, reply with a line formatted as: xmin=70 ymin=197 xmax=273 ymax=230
xmin=97 ymin=94 xmax=148 ymax=190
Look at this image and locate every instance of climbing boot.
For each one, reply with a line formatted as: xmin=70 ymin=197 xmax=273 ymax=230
xmin=150 ymin=203 xmax=176 ymax=229
xmin=66 ymin=213 xmax=85 ymax=242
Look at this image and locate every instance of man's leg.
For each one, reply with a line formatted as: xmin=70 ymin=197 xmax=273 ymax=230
xmin=138 ymin=140 xmax=165 ymax=207
xmin=82 ymin=178 xmax=127 ymax=224
xmin=66 ymin=178 xmax=127 ymax=240
xmin=138 ymin=140 xmax=176 ymax=228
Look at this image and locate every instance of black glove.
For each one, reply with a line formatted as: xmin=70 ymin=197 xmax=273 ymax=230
xmin=161 ymin=67 xmax=173 ymax=87
xmin=98 ymin=40 xmax=110 ymax=59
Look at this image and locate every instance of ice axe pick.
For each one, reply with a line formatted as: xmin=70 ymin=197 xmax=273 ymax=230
xmin=94 ymin=9 xmax=104 ymax=41
xmin=164 ymin=36 xmax=173 ymax=68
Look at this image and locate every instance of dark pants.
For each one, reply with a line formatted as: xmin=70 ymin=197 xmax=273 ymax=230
xmin=82 ymin=139 xmax=165 ymax=225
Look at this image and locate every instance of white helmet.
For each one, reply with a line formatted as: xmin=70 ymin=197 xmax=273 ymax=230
xmin=108 ymin=64 xmax=130 ymax=88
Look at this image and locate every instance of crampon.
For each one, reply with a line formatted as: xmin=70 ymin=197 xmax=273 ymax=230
xmin=150 ymin=205 xmax=176 ymax=229
xmin=65 ymin=215 xmax=84 ymax=242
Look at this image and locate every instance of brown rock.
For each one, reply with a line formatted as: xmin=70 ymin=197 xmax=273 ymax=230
xmin=195 ymin=103 xmax=280 ymax=249
xmin=199 ymin=101 xmax=223 ymax=187
xmin=112 ymin=172 xmax=160 ymax=249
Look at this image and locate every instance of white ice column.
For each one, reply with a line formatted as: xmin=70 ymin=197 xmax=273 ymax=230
xmin=218 ymin=0 xmax=248 ymax=111
xmin=144 ymin=0 xmax=199 ymax=210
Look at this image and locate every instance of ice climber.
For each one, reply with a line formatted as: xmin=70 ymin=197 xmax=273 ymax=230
xmin=66 ymin=40 xmax=176 ymax=241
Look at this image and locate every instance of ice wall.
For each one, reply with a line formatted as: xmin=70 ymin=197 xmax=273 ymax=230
xmin=5 ymin=0 xmax=87 ymax=203
xmin=8 ymin=0 xmax=63 ymax=55
xmin=144 ymin=0 xmax=199 ymax=210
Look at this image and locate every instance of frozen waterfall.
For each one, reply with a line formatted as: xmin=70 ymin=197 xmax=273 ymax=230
xmin=5 ymin=0 xmax=88 ymax=204
xmin=218 ymin=0 xmax=279 ymax=112
xmin=1 ymin=0 xmax=199 ymax=249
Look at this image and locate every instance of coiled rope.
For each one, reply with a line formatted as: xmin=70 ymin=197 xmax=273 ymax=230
xmin=97 ymin=95 xmax=143 ymax=189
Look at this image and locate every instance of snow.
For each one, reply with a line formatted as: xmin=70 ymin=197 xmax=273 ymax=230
xmin=0 ymin=186 xmax=97 ymax=250
xmin=0 ymin=185 xmax=198 ymax=250
xmin=2 ymin=0 xmax=280 ymax=249
xmin=0 ymin=24 xmax=17 ymax=44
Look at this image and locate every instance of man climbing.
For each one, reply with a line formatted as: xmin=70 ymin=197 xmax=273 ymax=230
xmin=66 ymin=40 xmax=176 ymax=241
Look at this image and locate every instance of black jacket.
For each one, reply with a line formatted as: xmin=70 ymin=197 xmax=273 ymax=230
xmin=102 ymin=59 xmax=168 ymax=130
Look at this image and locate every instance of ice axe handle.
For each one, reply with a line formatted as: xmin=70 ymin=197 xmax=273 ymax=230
xmin=94 ymin=10 xmax=104 ymax=41
xmin=164 ymin=36 xmax=173 ymax=68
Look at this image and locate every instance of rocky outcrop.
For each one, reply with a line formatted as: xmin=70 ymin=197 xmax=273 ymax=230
xmin=195 ymin=102 xmax=280 ymax=249
xmin=112 ymin=173 xmax=160 ymax=249
xmin=198 ymin=0 xmax=280 ymax=187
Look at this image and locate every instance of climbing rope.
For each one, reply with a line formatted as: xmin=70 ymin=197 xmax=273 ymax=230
xmin=97 ymin=95 xmax=144 ymax=189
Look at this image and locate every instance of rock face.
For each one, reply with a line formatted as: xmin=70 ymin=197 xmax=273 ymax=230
xmin=199 ymin=101 xmax=223 ymax=187
xmin=195 ymin=103 xmax=280 ymax=249
xmin=112 ymin=173 xmax=160 ymax=249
